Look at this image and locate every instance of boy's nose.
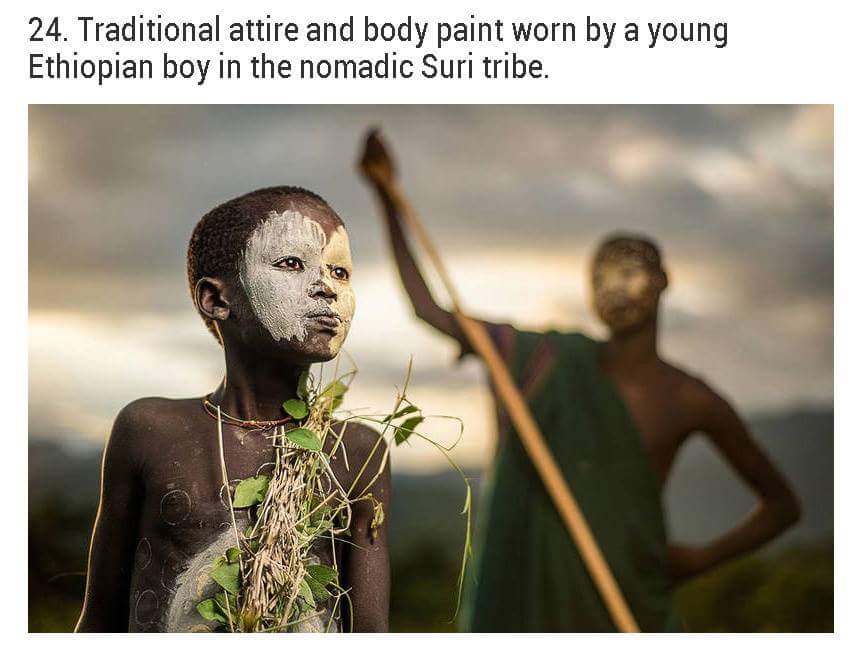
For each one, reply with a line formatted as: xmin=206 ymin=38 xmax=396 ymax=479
xmin=309 ymin=279 xmax=337 ymax=301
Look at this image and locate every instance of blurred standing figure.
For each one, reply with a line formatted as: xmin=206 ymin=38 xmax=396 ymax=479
xmin=359 ymin=130 xmax=800 ymax=632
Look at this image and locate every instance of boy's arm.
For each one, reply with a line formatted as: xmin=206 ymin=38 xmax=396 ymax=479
xmin=75 ymin=404 xmax=144 ymax=632
xmin=669 ymin=383 xmax=801 ymax=583
xmin=341 ymin=425 xmax=391 ymax=632
xmin=358 ymin=129 xmax=469 ymax=346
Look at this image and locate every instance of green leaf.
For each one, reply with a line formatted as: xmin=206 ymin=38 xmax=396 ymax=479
xmin=307 ymin=502 xmax=332 ymax=525
xmin=316 ymin=380 xmax=348 ymax=414
xmin=395 ymin=415 xmax=424 ymax=446
xmin=371 ymin=501 xmax=385 ymax=538
xmin=306 ymin=564 xmax=338 ymax=586
xmin=388 ymin=404 xmax=419 ymax=422
xmin=211 ymin=561 xmax=240 ymax=594
xmin=196 ymin=598 xmax=227 ymax=624
xmin=286 ymin=427 xmax=322 ymax=452
xmin=233 ymin=475 xmax=270 ymax=508
xmin=282 ymin=398 xmax=308 ymax=420
xmin=225 ymin=547 xmax=241 ymax=563
xmin=320 ymin=380 xmax=348 ymax=399
xmin=297 ymin=370 xmax=311 ymax=400
xmin=297 ymin=578 xmax=316 ymax=608
xmin=306 ymin=575 xmax=332 ymax=604
xmin=213 ymin=591 xmax=230 ymax=612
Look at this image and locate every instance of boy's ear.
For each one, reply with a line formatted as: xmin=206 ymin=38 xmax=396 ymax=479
xmin=195 ymin=277 xmax=231 ymax=322
xmin=658 ymin=267 xmax=669 ymax=291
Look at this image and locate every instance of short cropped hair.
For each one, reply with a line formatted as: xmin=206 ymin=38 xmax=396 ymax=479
xmin=187 ymin=185 xmax=333 ymax=341
xmin=593 ymin=232 xmax=664 ymax=272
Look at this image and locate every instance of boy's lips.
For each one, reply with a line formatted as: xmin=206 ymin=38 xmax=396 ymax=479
xmin=305 ymin=310 xmax=341 ymax=330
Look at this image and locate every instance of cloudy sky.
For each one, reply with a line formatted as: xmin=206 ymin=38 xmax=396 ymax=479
xmin=28 ymin=105 xmax=833 ymax=471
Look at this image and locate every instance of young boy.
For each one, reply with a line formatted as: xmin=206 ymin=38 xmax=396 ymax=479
xmin=76 ymin=186 xmax=390 ymax=632
xmin=359 ymin=131 xmax=800 ymax=632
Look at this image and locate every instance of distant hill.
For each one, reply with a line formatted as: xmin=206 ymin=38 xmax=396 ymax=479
xmin=29 ymin=439 xmax=100 ymax=509
xmin=665 ymin=408 xmax=832 ymax=548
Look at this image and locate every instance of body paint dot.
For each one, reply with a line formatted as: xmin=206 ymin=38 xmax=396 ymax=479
xmin=134 ymin=589 xmax=159 ymax=626
xmin=160 ymin=489 xmax=192 ymax=526
xmin=134 ymin=538 xmax=152 ymax=570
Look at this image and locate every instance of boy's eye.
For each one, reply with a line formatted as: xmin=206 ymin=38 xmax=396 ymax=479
xmin=274 ymin=256 xmax=304 ymax=271
xmin=331 ymin=267 xmax=350 ymax=281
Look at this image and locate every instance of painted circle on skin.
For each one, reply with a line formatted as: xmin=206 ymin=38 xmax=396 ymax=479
xmin=218 ymin=482 xmax=235 ymax=511
xmin=158 ymin=546 xmax=188 ymax=592
xmin=160 ymin=489 xmax=192 ymax=526
xmin=134 ymin=538 xmax=152 ymax=570
xmin=134 ymin=589 xmax=159 ymax=627
xmin=256 ymin=461 xmax=276 ymax=476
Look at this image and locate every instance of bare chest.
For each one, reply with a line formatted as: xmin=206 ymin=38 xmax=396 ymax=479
xmin=129 ymin=426 xmax=282 ymax=631
xmin=604 ymin=373 xmax=692 ymax=480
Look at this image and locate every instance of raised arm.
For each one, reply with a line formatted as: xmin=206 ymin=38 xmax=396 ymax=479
xmin=75 ymin=404 xmax=144 ymax=632
xmin=358 ymin=129 xmax=465 ymax=343
xmin=669 ymin=384 xmax=801 ymax=583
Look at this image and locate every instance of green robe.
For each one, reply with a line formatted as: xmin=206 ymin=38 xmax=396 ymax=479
xmin=463 ymin=326 xmax=679 ymax=632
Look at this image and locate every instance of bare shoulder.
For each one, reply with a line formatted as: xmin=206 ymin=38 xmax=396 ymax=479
xmin=660 ymin=361 xmax=731 ymax=421
xmin=114 ymin=396 xmax=200 ymax=429
xmin=108 ymin=396 xmax=202 ymax=457
xmin=337 ymin=421 xmax=387 ymax=461
xmin=329 ymin=421 xmax=389 ymax=498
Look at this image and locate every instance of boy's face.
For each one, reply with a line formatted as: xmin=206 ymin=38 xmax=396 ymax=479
xmin=591 ymin=252 xmax=664 ymax=334
xmin=237 ymin=208 xmax=355 ymax=361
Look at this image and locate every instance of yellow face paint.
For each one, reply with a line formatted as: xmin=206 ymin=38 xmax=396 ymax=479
xmin=591 ymin=254 xmax=663 ymax=333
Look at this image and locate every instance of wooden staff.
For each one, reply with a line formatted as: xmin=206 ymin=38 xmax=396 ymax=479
xmin=360 ymin=130 xmax=640 ymax=633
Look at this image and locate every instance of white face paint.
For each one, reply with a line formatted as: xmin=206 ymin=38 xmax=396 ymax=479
xmin=238 ymin=210 xmax=355 ymax=355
